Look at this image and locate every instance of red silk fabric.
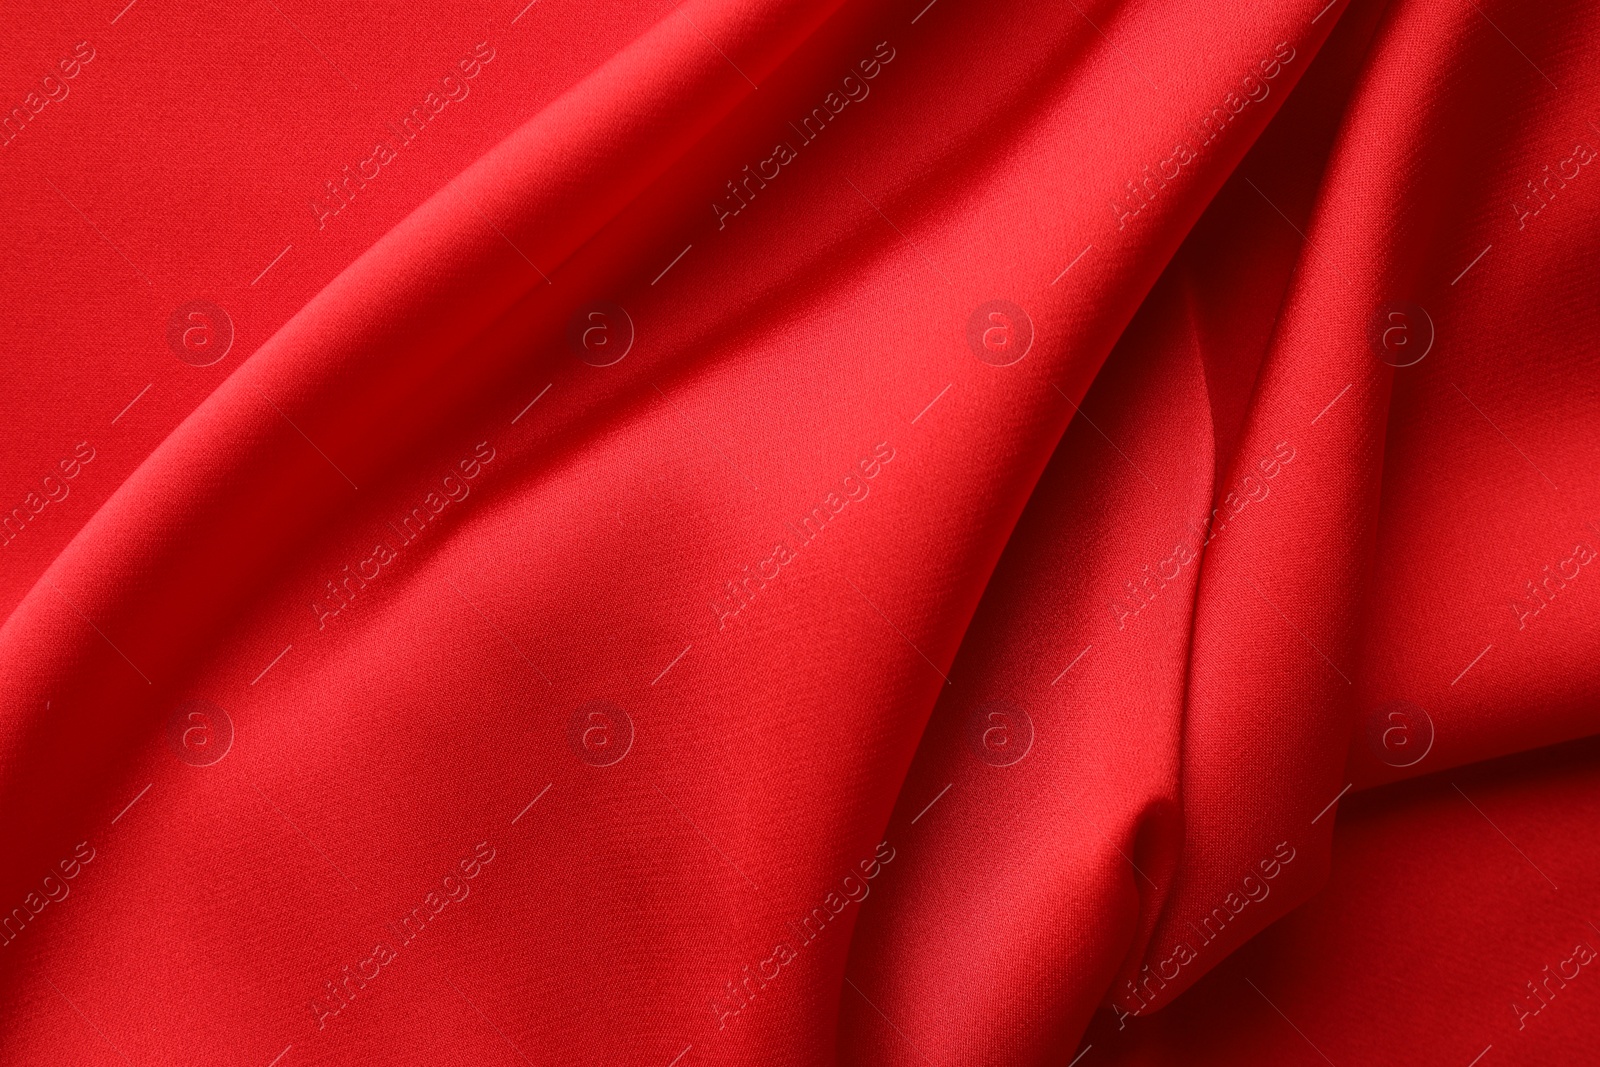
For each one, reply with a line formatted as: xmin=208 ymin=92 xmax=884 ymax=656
xmin=2 ymin=0 xmax=1597 ymax=1064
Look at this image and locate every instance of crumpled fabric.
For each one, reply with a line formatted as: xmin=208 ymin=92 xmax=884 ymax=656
xmin=1 ymin=0 xmax=1596 ymax=1064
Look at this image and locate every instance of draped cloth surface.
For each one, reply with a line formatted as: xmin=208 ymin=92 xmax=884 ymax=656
xmin=1 ymin=0 xmax=1597 ymax=1064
